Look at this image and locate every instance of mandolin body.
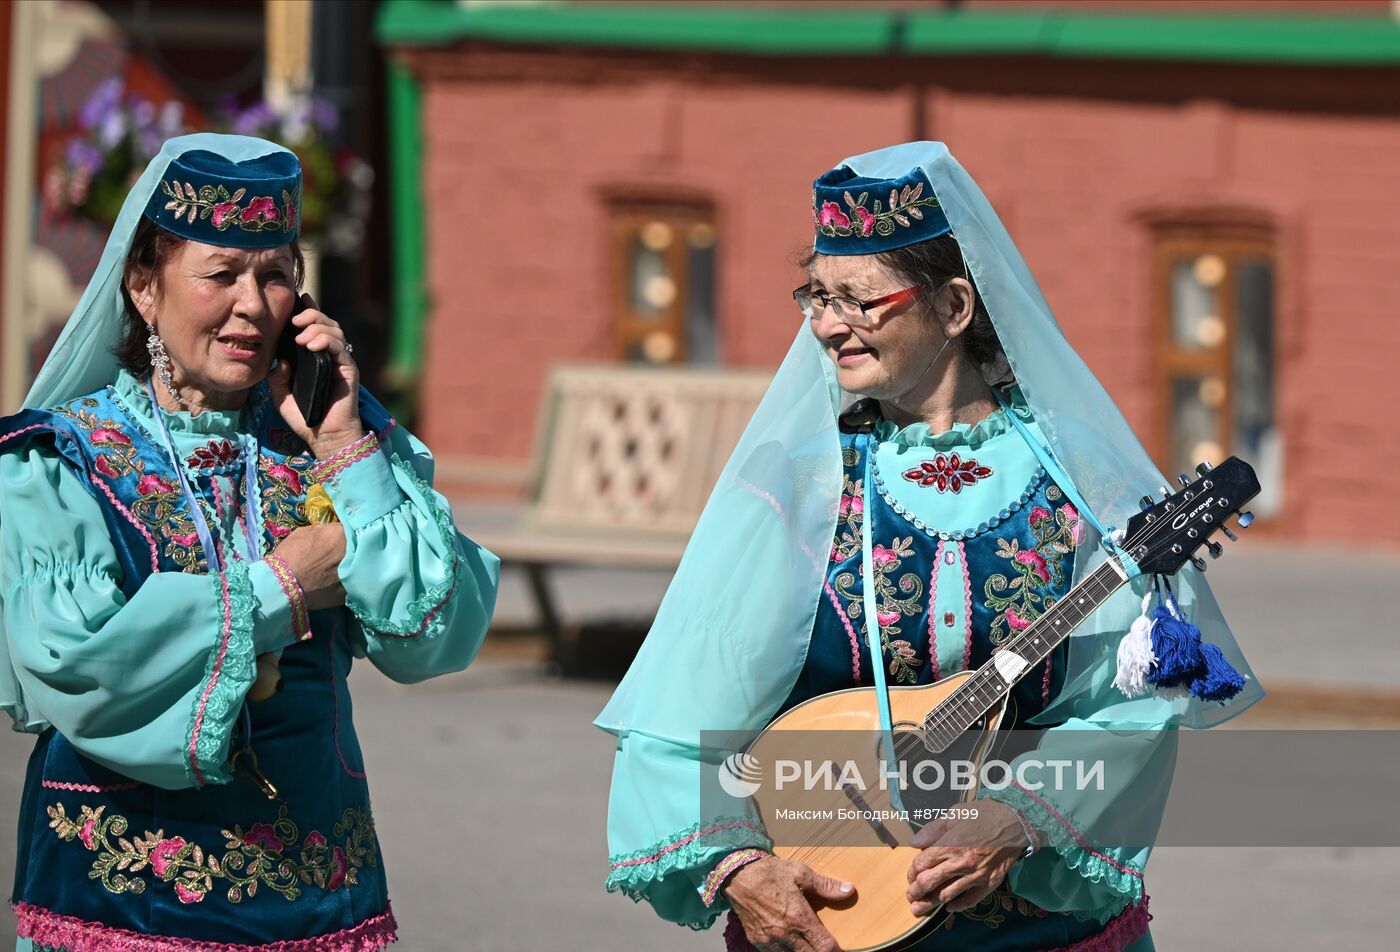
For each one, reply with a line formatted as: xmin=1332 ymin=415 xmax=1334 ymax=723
xmin=747 ymin=672 xmax=1006 ymax=952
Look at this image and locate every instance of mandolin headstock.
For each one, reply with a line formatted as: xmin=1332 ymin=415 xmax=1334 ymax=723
xmin=1121 ymin=457 xmax=1260 ymax=577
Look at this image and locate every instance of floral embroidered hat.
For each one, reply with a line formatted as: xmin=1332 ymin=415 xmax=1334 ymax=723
xmin=144 ymin=148 xmax=300 ymax=247
xmin=812 ymin=162 xmax=952 ymax=254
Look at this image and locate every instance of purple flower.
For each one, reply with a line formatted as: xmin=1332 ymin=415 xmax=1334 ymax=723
xmin=78 ymin=78 xmax=123 ymax=131
xmin=310 ymin=96 xmax=340 ymax=134
xmin=158 ymin=101 xmax=185 ymax=137
xmin=65 ymin=139 xmax=104 ymax=178
xmin=98 ymin=110 xmax=127 ymax=150
xmin=233 ymin=102 xmax=276 ymax=137
xmin=129 ymin=98 xmax=156 ymax=130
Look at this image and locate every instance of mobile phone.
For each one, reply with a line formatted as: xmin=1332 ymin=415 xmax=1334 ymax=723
xmin=276 ymin=297 xmax=335 ymax=427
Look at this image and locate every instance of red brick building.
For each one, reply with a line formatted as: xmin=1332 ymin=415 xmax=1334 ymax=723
xmin=379 ymin=0 xmax=1400 ymax=547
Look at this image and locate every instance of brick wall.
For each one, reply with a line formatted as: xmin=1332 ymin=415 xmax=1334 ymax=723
xmin=412 ymin=52 xmax=1400 ymax=546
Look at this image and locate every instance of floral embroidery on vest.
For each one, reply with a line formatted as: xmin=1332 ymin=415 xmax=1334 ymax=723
xmin=927 ymin=881 xmax=1050 ymax=932
xmin=53 ymin=400 xmax=207 ymax=572
xmin=834 ymin=535 xmax=924 ymax=683
xmin=46 ymin=801 xmax=377 ymax=904
xmin=901 ymin=452 xmax=993 ymax=493
xmin=983 ymin=487 xmax=1081 ymax=644
xmin=260 ymin=452 xmax=314 ymax=541
xmin=830 ymin=447 xmax=865 ymax=563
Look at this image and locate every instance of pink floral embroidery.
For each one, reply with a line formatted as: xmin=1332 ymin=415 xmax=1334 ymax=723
xmin=838 ymin=492 xmax=864 ymax=517
xmin=876 ymin=610 xmax=901 ymax=627
xmin=1006 ymin=607 xmax=1032 ymax=631
xmin=328 ymin=847 xmax=349 ymax=890
xmin=268 ymin=462 xmax=304 ymax=495
xmin=1029 ymin=505 xmax=1052 ymax=525
xmin=817 ymin=201 xmax=851 ymax=230
xmin=174 ymin=881 xmax=206 ymax=904
xmin=93 ymin=455 xmax=119 ymax=479
xmin=48 ymin=802 xmax=377 ymax=904
xmin=1014 ymin=549 xmax=1050 ymax=582
xmin=871 ymin=545 xmax=897 ymax=566
xmin=137 ymin=473 xmax=175 ymax=496
xmin=853 ymin=205 xmax=875 ymax=236
xmin=902 ymin=452 xmax=993 ymax=493
xmin=1061 ymin=502 xmax=1083 ymax=544
xmin=90 ymin=427 xmax=131 ymax=446
xmin=149 ymin=837 xmax=187 ymax=877
xmin=241 ymin=196 xmax=280 ymax=225
xmin=211 ymin=202 xmax=239 ymax=228
xmin=242 ymin=822 xmax=284 ymax=851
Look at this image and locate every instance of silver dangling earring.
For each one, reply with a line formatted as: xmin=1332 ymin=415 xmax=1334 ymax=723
xmin=146 ymin=328 xmax=184 ymax=407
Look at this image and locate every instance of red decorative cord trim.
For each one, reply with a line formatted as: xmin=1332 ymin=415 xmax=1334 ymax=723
xmin=309 ymin=433 xmax=379 ymax=484
xmin=42 ymin=780 xmax=142 ymax=793
xmin=608 ymin=820 xmax=766 ymax=872
xmin=13 ymin=901 xmax=397 ymax=952
xmin=702 ymin=848 xmax=768 ymax=907
xmin=1035 ymin=896 xmax=1151 ymax=952
xmin=266 ymin=554 xmax=311 ymax=641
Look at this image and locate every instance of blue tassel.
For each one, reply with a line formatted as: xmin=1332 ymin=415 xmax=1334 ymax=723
xmin=1190 ymin=642 xmax=1246 ymax=702
xmin=1146 ymin=592 xmax=1203 ymax=688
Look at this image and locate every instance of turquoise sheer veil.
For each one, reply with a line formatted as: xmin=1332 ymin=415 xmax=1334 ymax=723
xmin=596 ymin=141 xmax=1261 ymax=750
xmin=24 ymin=134 xmax=295 ymax=411
xmin=1 ymin=135 xmax=295 ymax=733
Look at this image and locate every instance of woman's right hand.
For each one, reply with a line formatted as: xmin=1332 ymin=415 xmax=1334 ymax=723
xmin=723 ymin=855 xmax=853 ymax=952
xmin=269 ymin=524 xmax=346 ymax=610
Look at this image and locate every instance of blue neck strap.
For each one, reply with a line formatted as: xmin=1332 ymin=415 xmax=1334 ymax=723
xmin=861 ymin=449 xmax=906 ymax=812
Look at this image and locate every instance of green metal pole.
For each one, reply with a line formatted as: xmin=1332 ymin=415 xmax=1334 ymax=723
xmin=385 ymin=53 xmax=425 ymax=399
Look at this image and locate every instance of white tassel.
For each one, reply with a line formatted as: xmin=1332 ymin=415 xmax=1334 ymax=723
xmin=1113 ymin=593 xmax=1156 ymax=698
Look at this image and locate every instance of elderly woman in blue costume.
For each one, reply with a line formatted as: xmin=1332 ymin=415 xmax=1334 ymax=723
xmin=597 ymin=142 xmax=1261 ymax=952
xmin=0 ymin=135 xmax=498 ymax=951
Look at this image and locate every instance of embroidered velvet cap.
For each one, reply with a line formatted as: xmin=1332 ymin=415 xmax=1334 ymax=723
xmin=812 ymin=163 xmax=951 ymax=255
xmin=144 ymin=148 xmax=300 ymax=247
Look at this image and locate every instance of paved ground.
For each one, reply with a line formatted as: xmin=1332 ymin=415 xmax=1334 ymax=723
xmin=0 ymin=655 xmax=1394 ymax=950
xmin=0 ymin=511 xmax=1396 ymax=948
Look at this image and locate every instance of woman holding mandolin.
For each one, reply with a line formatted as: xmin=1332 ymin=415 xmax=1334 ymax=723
xmin=598 ymin=142 xmax=1260 ymax=951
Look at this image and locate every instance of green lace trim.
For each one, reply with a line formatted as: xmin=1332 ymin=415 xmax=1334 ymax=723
xmin=182 ymin=559 xmax=256 ymax=787
xmin=983 ymin=783 xmax=1142 ymax=920
xmin=605 ymin=817 xmax=771 ymax=930
xmin=344 ymin=455 xmax=461 ymax=640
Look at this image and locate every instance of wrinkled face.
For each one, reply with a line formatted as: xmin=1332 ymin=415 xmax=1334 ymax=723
xmin=806 ymin=253 xmax=945 ymax=399
xmin=135 ymin=240 xmax=299 ymax=398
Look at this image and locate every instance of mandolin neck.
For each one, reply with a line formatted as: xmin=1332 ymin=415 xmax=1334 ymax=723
xmin=922 ymin=558 xmax=1129 ymax=746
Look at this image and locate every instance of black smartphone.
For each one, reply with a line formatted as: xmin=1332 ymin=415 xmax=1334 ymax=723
xmin=276 ymin=297 xmax=335 ymax=427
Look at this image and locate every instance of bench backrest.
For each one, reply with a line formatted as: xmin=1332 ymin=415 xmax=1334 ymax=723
xmin=524 ymin=363 xmax=772 ymax=537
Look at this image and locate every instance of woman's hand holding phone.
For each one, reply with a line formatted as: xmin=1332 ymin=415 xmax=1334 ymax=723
xmin=268 ymin=292 xmax=366 ymax=459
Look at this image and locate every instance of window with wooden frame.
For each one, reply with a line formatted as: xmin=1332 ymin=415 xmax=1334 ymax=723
xmin=608 ymin=204 xmax=718 ymax=366
xmin=1153 ymin=231 xmax=1280 ymax=520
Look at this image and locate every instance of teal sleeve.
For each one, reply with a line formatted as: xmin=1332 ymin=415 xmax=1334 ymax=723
xmin=0 ymin=444 xmax=298 ymax=789
xmin=322 ymin=427 xmax=499 ymax=684
xmin=605 ymin=729 xmax=772 ymax=929
xmin=978 ymin=719 xmax=1175 ymax=923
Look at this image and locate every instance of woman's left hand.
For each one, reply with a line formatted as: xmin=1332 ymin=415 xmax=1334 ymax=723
xmin=268 ymin=293 xmax=364 ymax=459
xmin=905 ymin=800 xmax=1032 ymax=916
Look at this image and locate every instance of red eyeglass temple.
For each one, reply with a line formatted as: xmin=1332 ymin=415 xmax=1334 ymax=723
xmin=864 ymin=284 xmax=924 ymax=310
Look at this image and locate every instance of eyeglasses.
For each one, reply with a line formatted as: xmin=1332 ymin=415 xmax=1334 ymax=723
xmin=793 ymin=284 xmax=924 ymax=326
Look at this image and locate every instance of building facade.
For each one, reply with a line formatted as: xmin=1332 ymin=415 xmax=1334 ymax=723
xmin=385 ymin=0 xmax=1400 ymax=546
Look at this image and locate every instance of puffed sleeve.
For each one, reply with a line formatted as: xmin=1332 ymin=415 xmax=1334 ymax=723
xmin=314 ymin=426 xmax=499 ymax=684
xmin=0 ymin=443 xmax=300 ymax=789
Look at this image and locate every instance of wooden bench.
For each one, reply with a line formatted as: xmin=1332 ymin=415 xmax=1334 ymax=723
xmin=473 ymin=362 xmax=771 ymax=663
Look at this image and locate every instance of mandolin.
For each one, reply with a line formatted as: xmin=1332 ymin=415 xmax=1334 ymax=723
xmin=742 ymin=458 xmax=1260 ymax=951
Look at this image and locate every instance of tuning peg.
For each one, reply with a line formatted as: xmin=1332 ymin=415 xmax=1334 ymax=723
xmin=1139 ymin=495 xmax=1154 ymax=510
xmin=1196 ymin=461 xmax=1213 ymax=475
xmin=1190 ymin=556 xmax=1207 ymax=572
xmin=1178 ymin=474 xmax=1191 ymax=486
xmin=1237 ymin=511 xmax=1255 ymax=528
xmin=1206 ymin=541 xmax=1223 ymax=559
xmin=1221 ymin=526 xmax=1239 ymax=542
xmin=1158 ymin=485 xmax=1171 ymax=496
